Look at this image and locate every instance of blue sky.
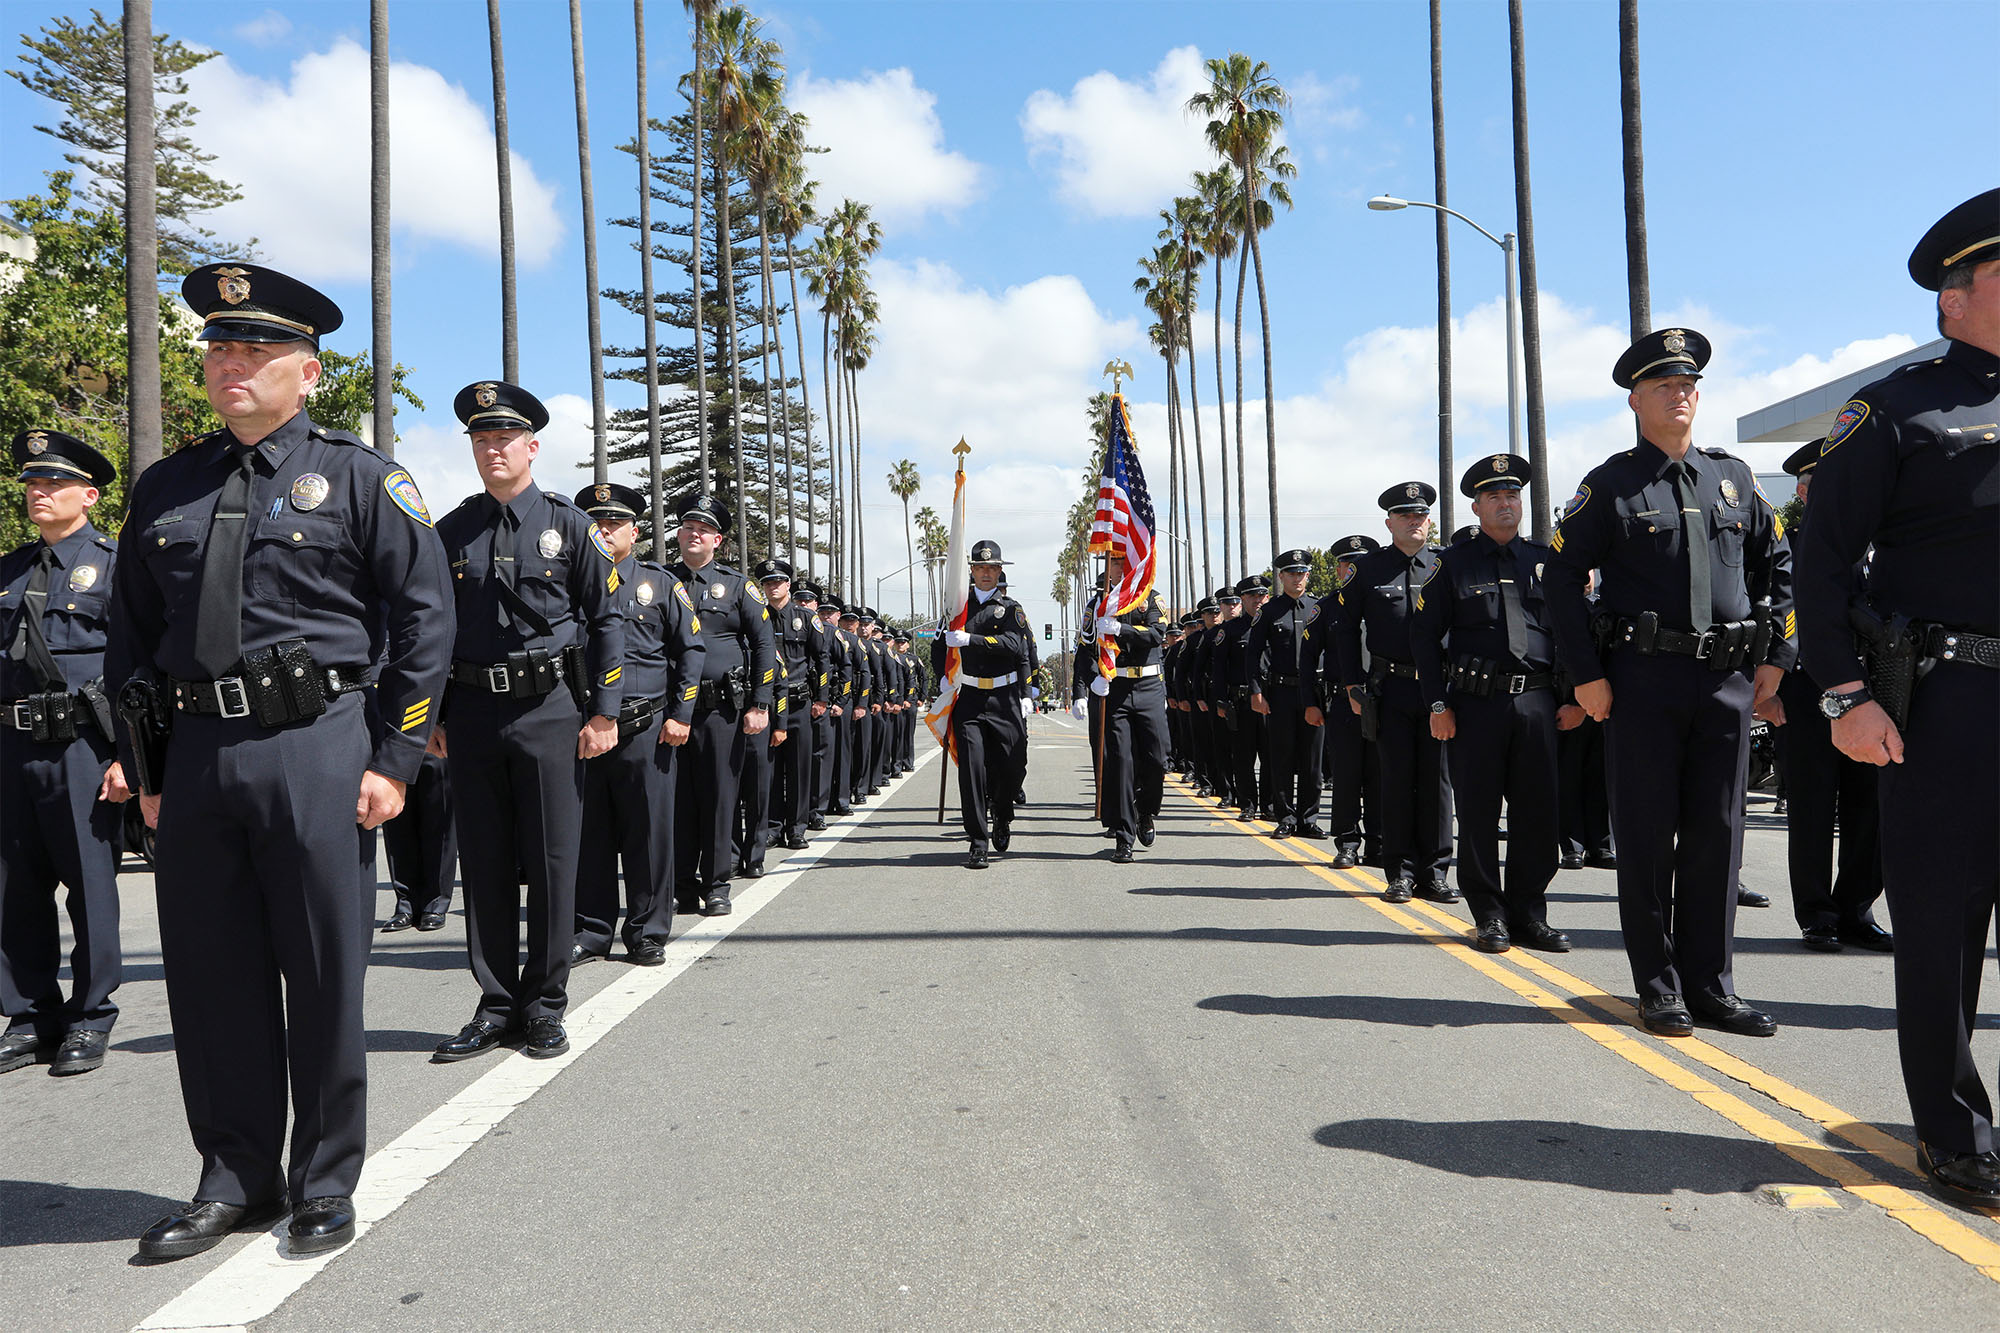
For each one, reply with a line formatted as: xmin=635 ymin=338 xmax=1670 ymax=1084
xmin=4 ymin=0 xmax=1993 ymax=636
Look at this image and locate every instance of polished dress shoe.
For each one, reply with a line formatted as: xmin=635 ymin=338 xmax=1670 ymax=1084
xmin=1416 ymin=881 xmax=1461 ymax=904
xmin=992 ymin=826 xmax=1012 ymax=853
xmin=629 ymin=941 xmax=667 ymax=967
xmin=1918 ymin=1143 xmax=2000 ymax=1205
xmin=522 ymin=1017 xmax=569 ymax=1059
xmin=1013 ymin=795 xmax=1029 ymax=807
xmin=1271 ymin=817 xmax=1297 ymax=839
xmin=1383 ymin=877 xmax=1414 ymax=904
xmin=1515 ymin=921 xmax=1571 ymax=953
xmin=1137 ymin=821 xmax=1156 ymax=848
xmin=783 ymin=834 xmax=811 ymax=851
xmin=1583 ymin=852 xmax=1618 ymax=870
xmin=1110 ymin=838 xmax=1135 ymax=865
xmin=50 ymin=1029 xmax=108 ymax=1076
xmin=965 ymin=844 xmax=989 ymax=870
xmin=740 ymin=863 xmax=766 ymax=879
xmin=570 ymin=943 xmax=609 ymax=967
xmin=1689 ymin=990 xmax=1778 ymax=1037
xmin=138 ymin=1197 xmax=287 ymax=1260
xmin=433 ymin=1019 xmax=507 ymax=1063
xmin=703 ymin=891 xmax=733 ymax=916
xmin=381 ymin=909 xmax=415 ymax=933
xmin=807 ymin=814 xmax=828 ymax=831
xmin=1296 ymin=821 xmax=1328 ymax=840
xmin=1737 ymin=886 xmax=1772 ymax=909
xmin=288 ymin=1197 xmax=356 ymax=1254
xmin=830 ymin=804 xmax=853 ymax=817
xmin=1331 ymin=848 xmax=1359 ymax=869
xmin=1472 ymin=921 xmax=1512 ymax=954
xmin=1801 ymin=924 xmax=1843 ymax=953
xmin=416 ymin=911 xmax=448 ymax=931
xmin=1773 ymin=797 xmax=1789 ymax=815
xmin=1641 ymin=995 xmax=1695 ymax=1037
xmin=1837 ymin=920 xmax=1894 ymax=952
xmin=1558 ymin=853 xmax=1585 ymax=871
xmin=0 ymin=1029 xmax=43 ymax=1074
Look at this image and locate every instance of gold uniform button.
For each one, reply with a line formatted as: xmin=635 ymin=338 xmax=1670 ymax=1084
xmin=292 ymin=532 xmax=304 ymax=541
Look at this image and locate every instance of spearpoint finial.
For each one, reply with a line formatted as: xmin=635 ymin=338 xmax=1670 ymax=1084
xmin=1103 ymin=359 xmax=1134 ymax=395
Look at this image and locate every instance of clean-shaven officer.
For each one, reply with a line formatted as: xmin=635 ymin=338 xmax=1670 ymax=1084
xmin=933 ymin=540 xmax=1031 ymax=868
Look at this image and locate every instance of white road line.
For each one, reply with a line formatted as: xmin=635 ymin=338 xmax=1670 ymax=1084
xmin=134 ymin=748 xmax=938 ymax=1333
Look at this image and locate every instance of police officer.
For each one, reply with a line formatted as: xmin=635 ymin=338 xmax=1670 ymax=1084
xmin=1320 ymin=536 xmax=1380 ymax=869
xmin=431 ymin=382 xmax=623 ymax=1065
xmin=380 ymin=748 xmax=455 ymax=932
xmin=1334 ymin=483 xmax=1457 ymax=905
xmin=815 ymin=592 xmax=852 ymax=820
xmin=1770 ymin=441 xmax=1887 ymax=954
xmin=894 ymin=632 xmax=921 ymax=770
xmin=1074 ymin=573 xmax=1111 ymax=806
xmin=933 ymin=540 xmax=1031 ymax=868
xmin=668 ymin=493 xmax=776 ymax=916
xmin=1250 ymin=551 xmax=1326 ymax=838
xmin=1220 ymin=575 xmax=1271 ymax=820
xmin=1 ymin=431 xmax=125 ymax=1079
xmin=1411 ymin=456 xmax=1569 ymax=954
xmin=1546 ymin=327 xmax=1794 ymax=1040
xmin=1091 ymin=555 xmax=1170 ymax=863
xmin=759 ymin=559 xmax=825 ymax=853
xmin=108 ymin=265 xmax=452 ymax=1258
xmin=572 ymin=483 xmax=703 ymax=967
xmin=836 ymin=603 xmax=870 ymax=812
xmin=1794 ymin=189 xmax=1999 ymax=1204
xmin=850 ymin=606 xmax=880 ymax=802
xmin=1198 ymin=590 xmax=1238 ymax=807
xmin=794 ymin=583 xmax=831 ymax=829
xmin=1159 ymin=616 xmax=1186 ymax=773
xmin=1183 ymin=598 xmax=1221 ymax=797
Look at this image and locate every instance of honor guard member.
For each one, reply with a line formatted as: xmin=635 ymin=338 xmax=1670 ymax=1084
xmin=431 ymin=381 xmax=623 ymax=1064
xmin=668 ymin=493 xmax=776 ymax=916
xmin=1771 ymin=442 xmax=1886 ymax=954
xmin=1014 ymin=595 xmax=1038 ymax=807
xmin=1321 ymin=536 xmax=1380 ymax=869
xmin=1556 ymin=567 xmax=1617 ymax=874
xmin=1794 ymin=189 xmax=2000 ymax=1205
xmin=759 ymin=559 xmax=824 ymax=853
xmin=1249 ymin=551 xmax=1327 ymax=838
xmin=571 ymin=483 xmax=704 ymax=967
xmin=1219 ymin=575 xmax=1271 ymax=820
xmin=1092 ymin=557 xmax=1170 ymax=863
xmin=1334 ymin=483 xmax=1457 ymax=904
xmin=933 ymin=540 xmax=1031 ymax=868
xmin=866 ymin=610 xmax=898 ymax=793
xmin=1546 ymin=327 xmax=1794 ymax=1041
xmin=1 ymin=431 xmax=126 ymax=1079
xmin=107 ymin=266 xmax=452 ymax=1258
xmin=1411 ymin=456 xmax=1570 ymax=954
xmin=1073 ymin=573 xmax=1111 ymax=804
xmin=1197 ymin=590 xmax=1238 ymax=806
xmin=835 ymin=603 xmax=870 ymax=812
xmin=1158 ymin=617 xmax=1183 ymax=771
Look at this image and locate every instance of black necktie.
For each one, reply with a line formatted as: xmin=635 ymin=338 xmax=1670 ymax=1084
xmin=1497 ymin=545 xmax=1529 ymax=664
xmin=194 ymin=445 xmax=258 ymax=676
xmin=1672 ymin=461 xmax=1712 ymax=631
xmin=490 ymin=501 xmax=518 ymax=628
xmin=9 ymin=546 xmax=64 ymax=687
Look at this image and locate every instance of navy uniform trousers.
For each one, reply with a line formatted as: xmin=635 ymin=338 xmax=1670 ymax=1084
xmin=1100 ymin=676 xmax=1167 ymax=840
xmin=735 ymin=725 xmax=773 ymax=874
xmin=1602 ymin=651 xmax=1752 ymax=1001
xmin=1260 ymin=687 xmax=1322 ymax=825
xmin=154 ymin=695 xmax=372 ymax=1205
xmin=1775 ymin=667 xmax=1881 ymax=931
xmin=676 ymin=701 xmax=746 ymax=899
xmin=1448 ymin=689 xmax=1560 ymax=929
xmin=770 ymin=705 xmax=811 ymax=843
xmin=1322 ymin=703 xmax=1377 ymax=856
xmin=813 ymin=705 xmax=837 ymax=816
xmin=1558 ymin=717 xmax=1614 ymax=862
xmin=382 ymin=749 xmax=456 ymax=921
xmin=448 ymin=686 xmax=584 ymax=1027
xmin=1376 ymin=678 xmax=1451 ymax=885
xmin=1230 ymin=708 xmax=1264 ymax=814
xmin=575 ymin=723 xmax=678 ymax=955
xmin=0 ymin=725 xmax=122 ymax=1038
xmin=952 ymin=684 xmax=1023 ymax=845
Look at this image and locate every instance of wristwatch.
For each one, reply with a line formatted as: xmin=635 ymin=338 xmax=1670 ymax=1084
xmin=1429 ymin=701 xmax=1449 ymax=715
xmin=1819 ymin=685 xmax=1873 ymax=719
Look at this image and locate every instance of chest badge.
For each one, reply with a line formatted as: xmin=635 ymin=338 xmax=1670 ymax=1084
xmin=636 ymin=581 xmax=655 ymax=606
xmin=68 ymin=563 xmax=99 ymax=592
xmin=290 ymin=472 xmax=329 ymax=512
xmin=537 ymin=528 xmax=563 ymax=559
xmin=792 ymin=615 xmax=803 ymax=631
xmin=709 ymin=581 xmax=728 ymax=599
xmin=1718 ymin=478 xmax=1739 ymax=508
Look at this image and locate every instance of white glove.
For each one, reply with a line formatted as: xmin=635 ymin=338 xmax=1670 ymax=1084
xmin=1069 ymin=698 xmax=1089 ymax=720
xmin=1089 ymin=675 xmax=1110 ymax=697
xmin=1095 ymin=615 xmax=1122 ymax=639
xmin=944 ymin=629 xmax=971 ymax=648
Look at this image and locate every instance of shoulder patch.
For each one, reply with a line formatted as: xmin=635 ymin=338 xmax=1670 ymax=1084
xmin=746 ymin=580 xmax=767 ymax=605
xmin=589 ymin=526 xmax=615 ymax=560
xmin=1562 ymin=483 xmax=1591 ymax=521
xmin=1821 ymin=399 xmax=1869 ymax=454
xmin=383 ymin=469 xmax=432 ymax=526
xmin=1015 ymin=605 xmax=1030 ymax=629
xmin=674 ymin=581 xmax=695 ymax=612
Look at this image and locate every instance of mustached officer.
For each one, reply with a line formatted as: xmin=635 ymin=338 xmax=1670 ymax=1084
xmin=759 ymin=559 xmax=824 ymax=853
xmin=431 ymin=382 xmax=624 ymax=1065
xmin=570 ymin=483 xmax=704 ymax=967
xmin=934 ymin=540 xmax=1031 ymax=868
xmin=1321 ymin=535 xmax=1380 ymax=869
xmin=1412 ymin=455 xmax=1569 ymax=955
xmin=108 ymin=265 xmax=452 ymax=1258
xmin=1250 ymin=551 xmax=1327 ymax=838
xmin=2 ymin=431 xmax=125 ymax=1080
xmin=1092 ymin=555 xmax=1170 ymax=863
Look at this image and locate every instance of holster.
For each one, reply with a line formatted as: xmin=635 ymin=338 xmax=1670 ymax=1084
xmin=725 ymin=666 xmax=749 ymax=710
xmin=240 ymin=639 xmax=328 ymax=728
xmin=1590 ymin=611 xmax=1618 ymax=656
xmin=1849 ymin=603 xmax=1923 ymax=729
xmin=79 ymin=677 xmax=114 ymax=739
xmin=1354 ymin=685 xmax=1381 ymax=742
xmin=563 ymin=644 xmax=589 ymax=711
xmin=1748 ymin=599 xmax=1775 ymax=668
xmin=615 ymin=694 xmax=660 ymax=741
xmin=1631 ymin=611 xmax=1662 ymax=656
xmin=117 ymin=678 xmax=171 ymax=796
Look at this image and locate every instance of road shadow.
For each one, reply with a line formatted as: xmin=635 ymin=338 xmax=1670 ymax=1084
xmin=1201 ymin=992 xmax=1548 ymax=1028
xmin=364 ymin=946 xmax=473 ymax=972
xmin=0 ymin=1180 xmax=185 ymax=1247
xmin=111 ymin=1028 xmax=469 ymax=1056
xmin=1130 ymin=883 xmax=1342 ymax=902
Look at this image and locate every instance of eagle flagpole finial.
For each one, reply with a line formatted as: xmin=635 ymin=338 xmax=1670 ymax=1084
xmin=1103 ymin=359 xmax=1134 ymax=396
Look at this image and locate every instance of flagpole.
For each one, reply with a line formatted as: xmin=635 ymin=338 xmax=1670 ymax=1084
xmin=935 ymin=439 xmax=970 ymax=824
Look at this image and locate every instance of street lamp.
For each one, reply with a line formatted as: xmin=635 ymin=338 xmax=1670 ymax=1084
xmin=1367 ymin=195 xmax=1522 ymax=473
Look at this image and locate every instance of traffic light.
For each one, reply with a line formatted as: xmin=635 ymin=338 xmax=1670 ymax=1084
xmin=1044 ymin=623 xmax=1053 ymax=640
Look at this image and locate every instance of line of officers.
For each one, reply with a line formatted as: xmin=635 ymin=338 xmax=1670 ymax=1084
xmin=0 ymin=261 xmax=936 ymax=1260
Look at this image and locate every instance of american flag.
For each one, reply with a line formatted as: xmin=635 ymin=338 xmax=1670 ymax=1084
xmin=1087 ymin=393 xmax=1155 ymax=678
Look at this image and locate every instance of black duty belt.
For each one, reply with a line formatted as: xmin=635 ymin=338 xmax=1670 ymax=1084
xmin=172 ymin=664 xmax=367 ymax=719
xmin=451 ymin=651 xmax=566 ymax=697
xmin=615 ymin=695 xmax=662 ymax=739
xmin=1 ymin=692 xmax=87 ymax=734
xmin=1609 ymin=615 xmax=1762 ymax=670
xmin=1267 ymin=673 xmax=1304 ymax=687
xmin=1371 ymin=659 xmax=1418 ymax=680
xmin=1926 ymin=625 xmax=2000 ymax=669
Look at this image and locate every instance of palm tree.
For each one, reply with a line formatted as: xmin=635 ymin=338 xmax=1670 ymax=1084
xmin=683 ymin=0 xmax=719 ymax=490
xmin=370 ymin=0 xmax=391 ymax=456
xmin=1429 ymin=0 xmax=1454 ymax=536
xmin=842 ymin=314 xmax=877 ymax=594
xmin=822 ymin=199 xmax=881 ymax=591
xmin=887 ymin=458 xmax=920 ymax=618
xmin=1161 ymin=199 xmax=1216 ymax=582
xmin=634 ymin=0 xmax=664 ymax=543
xmin=1190 ymin=53 xmax=1292 ymax=558
xmin=1619 ymin=0 xmax=1650 ymax=339
xmin=1136 ymin=247 xmax=1207 ymax=592
xmin=736 ymin=72 xmax=790 ymax=552
xmin=568 ymin=0 xmax=607 ymax=483
xmin=123 ymin=0 xmax=161 ymax=480
xmin=775 ymin=154 xmax=818 ymax=570
xmin=1193 ymin=165 xmax=1238 ymax=577
xmin=486 ymin=0 xmax=518 ymax=382
xmin=914 ymin=503 xmax=945 ymax=617
xmin=1507 ymin=0 xmax=1551 ymax=538
xmin=805 ymin=230 xmax=842 ymax=580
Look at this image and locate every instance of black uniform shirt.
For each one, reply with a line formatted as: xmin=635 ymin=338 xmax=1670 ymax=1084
xmin=1409 ymin=532 xmax=1557 ymax=708
xmin=1089 ymin=591 xmax=1167 ymax=672
xmin=1334 ymin=544 xmax=1438 ymax=688
xmin=931 ymin=588 xmax=1031 ymax=685
xmin=1248 ymin=592 xmax=1325 ymax=694
xmin=616 ymin=557 xmax=705 ymax=722
xmin=668 ymin=559 xmax=778 ymax=708
xmin=767 ymin=600 xmax=826 ymax=726
xmin=1 ymin=520 xmax=116 ymax=695
xmin=1214 ymin=609 xmax=1256 ymax=696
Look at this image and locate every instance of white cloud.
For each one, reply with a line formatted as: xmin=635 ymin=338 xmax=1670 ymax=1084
xmin=791 ymin=69 xmax=983 ymax=226
xmin=185 ymin=39 xmax=564 ymax=282
xmin=233 ymin=12 xmax=293 ymax=47
xmin=1021 ymin=46 xmax=1214 ymax=218
xmin=1289 ymin=73 xmax=1365 ymax=136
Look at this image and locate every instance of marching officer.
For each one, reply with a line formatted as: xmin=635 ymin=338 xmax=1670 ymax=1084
xmin=932 ymin=540 xmax=1031 ymax=868
xmin=1074 ymin=573 xmax=1110 ymax=804
xmin=108 ymin=265 xmax=452 ymax=1258
xmin=1545 ymin=326 xmax=1794 ymax=1040
xmin=2 ymin=431 xmax=126 ymax=1079
xmin=1794 ymin=189 xmax=1999 ymax=1204
xmin=1334 ymin=483 xmax=1457 ymax=905
xmin=1249 ymin=550 xmax=1326 ymax=838
xmin=1204 ymin=586 xmax=1246 ymax=813
xmin=1091 ymin=556 xmax=1170 ymax=863
xmin=571 ymin=483 xmax=703 ymax=967
xmin=1321 ymin=535 xmax=1379 ymax=869
xmin=668 ymin=494 xmax=776 ymax=917
xmin=431 ymin=381 xmax=623 ymax=1065
xmin=1219 ymin=575 xmax=1271 ymax=820
xmin=1411 ymin=456 xmax=1569 ymax=954
xmin=759 ymin=559 xmax=825 ymax=853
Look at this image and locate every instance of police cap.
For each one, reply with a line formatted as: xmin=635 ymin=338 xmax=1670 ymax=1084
xmin=456 ymin=380 xmax=550 ymax=434
xmin=674 ymin=492 xmax=730 ymax=534
xmin=1213 ymin=585 xmax=1241 ymax=605
xmin=1330 ymin=534 xmax=1379 ymax=556
xmin=575 ymin=481 xmax=644 ymax=520
xmin=968 ymin=539 xmax=1008 ymax=565
xmin=183 ymin=263 xmax=342 ymax=348
xmin=1236 ymin=572 xmax=1273 ymax=594
xmin=1460 ymin=452 xmax=1533 ymax=497
xmin=1908 ymin=188 xmax=2000 ymax=291
xmin=1273 ymin=548 xmax=1313 ymax=574
xmin=1378 ymin=481 xmax=1437 ymax=514
xmin=1197 ymin=597 xmax=1218 ymax=614
xmin=1782 ymin=440 xmax=1823 ymax=477
xmin=1450 ymin=525 xmax=1478 ymax=545
xmin=753 ymin=557 xmax=794 ymax=583
xmin=795 ymin=580 xmax=821 ymax=602
xmin=857 ymin=606 xmax=878 ymax=625
xmin=11 ymin=429 xmax=115 ymax=487
xmin=1612 ymin=327 xmax=1710 ymax=390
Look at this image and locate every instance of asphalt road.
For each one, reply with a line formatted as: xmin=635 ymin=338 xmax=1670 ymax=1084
xmin=3 ymin=713 xmax=1997 ymax=1331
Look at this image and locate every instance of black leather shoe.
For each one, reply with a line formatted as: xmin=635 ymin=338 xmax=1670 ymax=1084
xmin=703 ymin=892 xmax=733 ymax=916
xmin=570 ymin=943 xmax=609 ymax=967
xmin=1583 ymin=852 xmax=1619 ymax=870
xmin=1559 ymin=853 xmax=1585 ymax=871
xmin=415 ymin=911 xmax=448 ymax=931
xmin=0 ymin=1029 xmax=43 ymax=1074
xmin=49 ymin=1029 xmax=108 ymax=1076
xmin=783 ymin=834 xmax=811 ymax=851
xmin=1801 ymin=924 xmax=1843 ymax=953
xmin=992 ymin=826 xmax=1012 ymax=853
xmin=1383 ymin=878 xmax=1414 ymax=904
xmin=1111 ymin=838 xmax=1135 ymax=865
xmin=1838 ymin=920 xmax=1894 ymax=952
xmin=1515 ymin=921 xmax=1571 ymax=953
xmin=287 ymin=1197 xmax=356 ymax=1254
xmin=1918 ymin=1144 xmax=2000 ymax=1205
xmin=138 ymin=1197 xmax=288 ymax=1260
xmin=740 ymin=863 xmax=765 ymax=879
xmin=629 ymin=941 xmax=667 ymax=967
xmin=1013 ymin=796 xmax=1029 ymax=807
xmin=1473 ymin=921 xmax=1512 ymax=954
xmin=1331 ymin=848 xmax=1359 ymax=870
xmin=1773 ymin=797 xmax=1789 ymax=816
xmin=1272 ymin=817 xmax=1297 ymax=839
xmin=1737 ymin=886 xmax=1772 ymax=909
xmin=522 ymin=1017 xmax=569 ymax=1059
xmin=433 ymin=1019 xmax=507 ymax=1063
xmin=381 ymin=909 xmax=414 ymax=933
xmin=1689 ymin=990 xmax=1778 ymax=1037
xmin=1137 ymin=822 xmax=1156 ymax=848
xmin=1296 ymin=821 xmax=1328 ymax=841
xmin=1416 ymin=881 xmax=1461 ymax=904
xmin=965 ymin=844 xmax=989 ymax=870
xmin=807 ymin=814 xmax=828 ymax=831
xmin=830 ymin=804 xmax=853 ymax=817
xmin=1641 ymin=995 xmax=1694 ymax=1038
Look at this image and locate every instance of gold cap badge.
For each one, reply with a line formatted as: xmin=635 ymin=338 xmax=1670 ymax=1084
xmin=476 ymin=383 xmax=499 ymax=408
xmin=25 ymin=431 xmax=48 ymax=455
xmin=1663 ymin=330 xmax=1686 ymax=354
xmin=215 ymin=267 xmax=251 ymax=305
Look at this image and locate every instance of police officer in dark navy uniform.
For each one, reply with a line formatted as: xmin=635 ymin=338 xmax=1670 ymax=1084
xmin=836 ymin=602 xmax=870 ymax=813
xmin=1412 ymin=455 xmax=1570 ymax=954
xmin=849 ymin=606 xmax=880 ymax=803
xmin=1546 ymin=326 xmax=1795 ymax=1041
xmin=1090 ymin=555 xmax=1170 ymax=863
xmin=1184 ymin=598 xmax=1221 ymax=797
xmin=571 ymin=483 xmax=703 ymax=968
xmin=1 ymin=431 xmax=126 ymax=1079
xmin=812 ymin=590 xmax=848 ymax=822
xmin=1320 ymin=535 xmax=1379 ymax=869
xmin=1249 ymin=552 xmax=1326 ymax=838
xmin=108 ymin=265 xmax=453 ymax=1259
xmin=1794 ymin=189 xmax=2000 ymax=1205
xmin=431 ymin=381 xmax=624 ymax=1065
xmin=1203 ymin=586 xmax=1247 ymax=813
xmin=1334 ymin=483 xmax=1457 ymax=905
xmin=380 ymin=747 xmax=455 ymax=932
xmin=758 ymin=558 xmax=824 ymax=853
xmin=933 ymin=540 xmax=1031 ymax=868
xmin=1220 ymin=575 xmax=1271 ymax=821
xmin=894 ymin=632 xmax=922 ymax=770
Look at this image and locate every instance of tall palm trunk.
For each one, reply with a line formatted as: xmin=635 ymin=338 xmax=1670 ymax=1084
xmin=568 ymin=0 xmax=607 ymax=483
xmin=820 ymin=308 xmax=839 ymax=583
xmin=715 ymin=152 xmax=747 ymax=547
xmin=763 ymin=217 xmax=794 ymax=566
xmin=123 ymin=0 xmax=161 ymax=480
xmin=846 ymin=360 xmax=864 ymax=594
xmin=1233 ymin=242 xmax=1250 ymax=570
xmin=1164 ymin=359 xmax=1180 ymax=609
xmin=487 ymin=0 xmax=518 ymax=381
xmin=1508 ymin=0 xmax=1551 ymax=539
xmin=370 ymin=0 xmax=392 ymax=456
xmin=900 ymin=494 xmax=915 ymax=620
xmin=1241 ymin=156 xmax=1280 ymax=557
xmin=1619 ymin=0 xmax=1650 ymax=339
xmin=1177 ymin=335 xmax=1210 ymax=592
xmin=1210 ymin=249 xmax=1231 ymax=580
xmin=634 ymin=0 xmax=663 ymax=545
xmin=784 ymin=233 xmax=815 ymax=573
xmin=688 ymin=13 xmax=709 ymax=490
xmin=1181 ymin=267 xmax=1217 ymax=585
xmin=1177 ymin=380 xmax=1196 ymax=601
xmin=1430 ymin=0 xmax=1454 ymax=536
xmin=757 ymin=203 xmax=779 ymax=552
